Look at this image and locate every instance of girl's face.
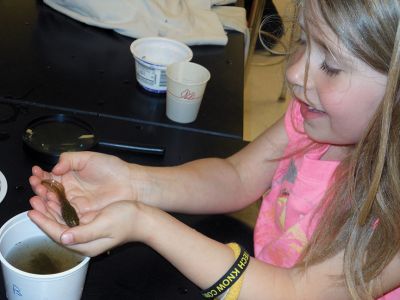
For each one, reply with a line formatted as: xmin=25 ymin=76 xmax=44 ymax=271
xmin=286 ymin=13 xmax=387 ymax=147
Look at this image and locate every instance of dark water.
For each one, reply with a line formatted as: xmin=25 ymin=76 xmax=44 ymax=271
xmin=6 ymin=236 xmax=84 ymax=274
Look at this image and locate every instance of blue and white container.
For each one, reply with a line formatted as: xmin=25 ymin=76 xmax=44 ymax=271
xmin=130 ymin=37 xmax=193 ymax=93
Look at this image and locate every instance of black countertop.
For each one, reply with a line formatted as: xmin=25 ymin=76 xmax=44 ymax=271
xmin=0 ymin=0 xmax=245 ymax=139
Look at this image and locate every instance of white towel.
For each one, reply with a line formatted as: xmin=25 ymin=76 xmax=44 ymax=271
xmin=212 ymin=6 xmax=249 ymax=57
xmin=43 ymin=0 xmax=247 ymax=46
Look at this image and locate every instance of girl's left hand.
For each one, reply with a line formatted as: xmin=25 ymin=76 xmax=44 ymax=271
xmin=28 ymin=196 xmax=152 ymax=257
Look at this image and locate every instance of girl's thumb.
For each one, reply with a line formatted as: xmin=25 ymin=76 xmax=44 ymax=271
xmin=60 ymin=232 xmax=74 ymax=245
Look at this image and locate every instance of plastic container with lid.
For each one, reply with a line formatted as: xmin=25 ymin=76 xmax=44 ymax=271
xmin=130 ymin=37 xmax=193 ymax=93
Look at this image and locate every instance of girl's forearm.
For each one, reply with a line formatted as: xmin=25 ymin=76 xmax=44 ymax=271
xmin=142 ymin=205 xmax=238 ymax=289
xmin=130 ymin=158 xmax=251 ymax=214
xmin=129 ymin=117 xmax=287 ymax=214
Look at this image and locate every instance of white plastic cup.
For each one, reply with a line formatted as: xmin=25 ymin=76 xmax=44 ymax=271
xmin=0 ymin=212 xmax=90 ymax=300
xmin=166 ymin=62 xmax=211 ymax=123
xmin=130 ymin=37 xmax=193 ymax=93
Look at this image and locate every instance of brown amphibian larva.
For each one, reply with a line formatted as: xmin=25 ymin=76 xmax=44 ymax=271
xmin=41 ymin=179 xmax=79 ymax=227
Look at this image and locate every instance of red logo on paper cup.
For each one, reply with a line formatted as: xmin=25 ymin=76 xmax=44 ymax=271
xmin=180 ymin=89 xmax=197 ymax=100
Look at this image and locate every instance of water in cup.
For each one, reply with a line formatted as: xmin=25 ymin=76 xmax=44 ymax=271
xmin=6 ymin=236 xmax=84 ymax=275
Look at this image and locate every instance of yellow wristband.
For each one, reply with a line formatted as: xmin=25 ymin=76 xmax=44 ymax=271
xmin=224 ymin=243 xmax=246 ymax=300
xmin=227 ymin=242 xmax=241 ymax=258
xmin=201 ymin=243 xmax=249 ymax=300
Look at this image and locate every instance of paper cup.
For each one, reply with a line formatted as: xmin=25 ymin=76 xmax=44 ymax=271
xmin=0 ymin=212 xmax=90 ymax=300
xmin=166 ymin=62 xmax=211 ymax=123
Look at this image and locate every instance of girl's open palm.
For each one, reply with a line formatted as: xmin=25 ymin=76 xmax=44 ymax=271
xmin=28 ymin=200 xmax=150 ymax=257
xmin=29 ymin=151 xmax=137 ymax=215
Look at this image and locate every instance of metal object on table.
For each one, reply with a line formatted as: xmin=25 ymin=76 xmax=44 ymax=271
xmin=245 ymin=0 xmax=296 ymax=102
xmin=22 ymin=114 xmax=165 ymax=164
xmin=245 ymin=0 xmax=267 ymax=81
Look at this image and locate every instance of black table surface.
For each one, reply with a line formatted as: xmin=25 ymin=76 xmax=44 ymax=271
xmin=0 ymin=0 xmax=245 ymax=139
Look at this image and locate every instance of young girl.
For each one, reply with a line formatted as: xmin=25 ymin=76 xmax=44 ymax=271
xmin=28 ymin=0 xmax=400 ymax=299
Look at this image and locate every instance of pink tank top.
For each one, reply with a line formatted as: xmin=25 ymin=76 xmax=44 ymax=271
xmin=253 ymin=99 xmax=399 ymax=299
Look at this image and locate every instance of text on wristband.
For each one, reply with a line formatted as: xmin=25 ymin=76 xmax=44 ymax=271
xmin=202 ymin=251 xmax=249 ymax=298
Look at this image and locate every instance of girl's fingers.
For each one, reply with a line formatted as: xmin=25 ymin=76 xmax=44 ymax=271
xmin=27 ymin=209 xmax=102 ymax=257
xmin=46 ymin=191 xmax=61 ymax=203
xmin=46 ymin=201 xmax=65 ymax=224
xmin=29 ymin=195 xmax=66 ymax=226
xmin=78 ymin=211 xmax=98 ymax=224
xmin=51 ymin=160 xmax=70 ymax=175
xmin=59 ymin=202 xmax=139 ymax=257
xmin=53 ymin=152 xmax=92 ymax=175
xmin=29 ymin=169 xmax=61 ymax=200
xmin=27 ymin=210 xmax=68 ymax=242
xmin=31 ymin=166 xmax=55 ymax=182
xmin=61 ymin=212 xmax=111 ymax=246
xmin=31 ymin=165 xmax=45 ymax=177
xmin=29 ymin=174 xmax=40 ymax=186
xmin=29 ymin=176 xmax=47 ymax=197
xmin=29 ymin=196 xmax=49 ymax=215
xmin=66 ymin=238 xmax=115 ymax=257
xmin=29 ymin=196 xmax=60 ymax=221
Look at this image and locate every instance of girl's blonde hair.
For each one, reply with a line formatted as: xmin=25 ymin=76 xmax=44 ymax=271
xmin=293 ymin=0 xmax=400 ymax=299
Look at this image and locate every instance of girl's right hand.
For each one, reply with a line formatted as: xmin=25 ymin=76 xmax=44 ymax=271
xmin=29 ymin=151 xmax=139 ymax=215
xmin=28 ymin=199 xmax=152 ymax=257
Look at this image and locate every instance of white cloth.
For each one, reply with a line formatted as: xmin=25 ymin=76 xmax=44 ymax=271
xmin=43 ymin=0 xmax=247 ymax=46
xmin=212 ymin=6 xmax=249 ymax=56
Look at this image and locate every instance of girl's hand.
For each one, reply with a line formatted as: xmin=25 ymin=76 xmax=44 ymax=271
xmin=29 ymin=151 xmax=138 ymax=214
xmin=28 ymin=197 xmax=151 ymax=257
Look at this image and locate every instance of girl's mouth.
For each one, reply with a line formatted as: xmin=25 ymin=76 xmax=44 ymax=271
xmin=298 ymin=100 xmax=325 ymax=120
xmin=307 ymin=105 xmax=324 ymax=113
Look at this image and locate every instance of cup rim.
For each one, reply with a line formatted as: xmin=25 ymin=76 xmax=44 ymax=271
xmin=130 ymin=37 xmax=193 ymax=66
xmin=166 ymin=61 xmax=211 ymax=85
xmin=0 ymin=211 xmax=90 ymax=279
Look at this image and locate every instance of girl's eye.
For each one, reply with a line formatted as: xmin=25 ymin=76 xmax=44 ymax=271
xmin=320 ymin=61 xmax=341 ymax=77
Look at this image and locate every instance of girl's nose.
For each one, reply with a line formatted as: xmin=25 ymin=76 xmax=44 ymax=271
xmin=286 ymin=48 xmax=309 ymax=88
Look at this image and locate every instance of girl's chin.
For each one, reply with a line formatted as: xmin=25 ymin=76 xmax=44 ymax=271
xmin=302 ymin=123 xmax=327 ymax=143
xmin=303 ymin=125 xmax=355 ymax=151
